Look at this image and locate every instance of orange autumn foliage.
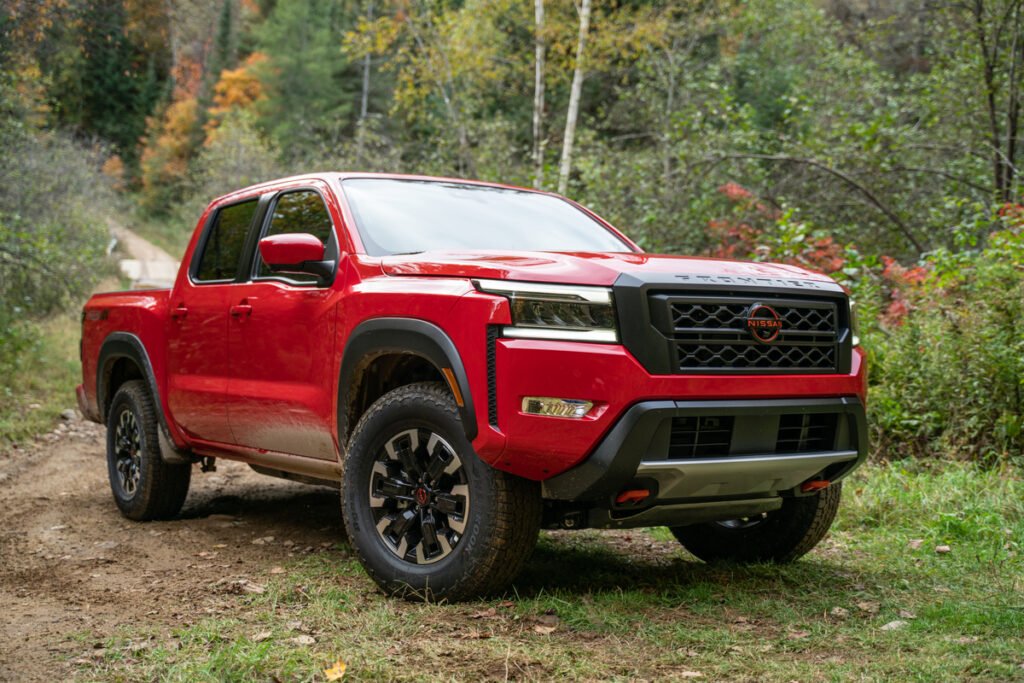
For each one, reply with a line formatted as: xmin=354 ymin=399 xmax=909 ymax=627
xmin=205 ymin=52 xmax=267 ymax=141
xmin=139 ymin=96 xmax=202 ymax=208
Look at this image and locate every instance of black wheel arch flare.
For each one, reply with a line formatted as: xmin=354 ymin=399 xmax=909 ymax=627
xmin=96 ymin=332 xmax=192 ymax=463
xmin=338 ymin=318 xmax=478 ymax=444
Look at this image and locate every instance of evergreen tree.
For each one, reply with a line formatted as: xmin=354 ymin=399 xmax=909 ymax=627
xmin=253 ymin=0 xmax=359 ymax=156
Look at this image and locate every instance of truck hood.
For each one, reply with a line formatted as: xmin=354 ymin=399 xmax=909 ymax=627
xmin=380 ymin=250 xmax=837 ymax=287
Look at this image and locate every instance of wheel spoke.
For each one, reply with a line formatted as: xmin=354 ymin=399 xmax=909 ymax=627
xmin=420 ymin=510 xmax=439 ymax=551
xmin=385 ymin=429 xmax=422 ymax=477
xmin=370 ymin=428 xmax=468 ymax=565
xmin=378 ymin=476 xmax=415 ymax=499
xmin=383 ymin=509 xmax=418 ymax=543
xmin=424 ymin=433 xmax=454 ymax=483
xmin=433 ymin=492 xmax=463 ymax=516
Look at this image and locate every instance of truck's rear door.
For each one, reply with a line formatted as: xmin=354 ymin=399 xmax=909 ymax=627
xmin=166 ymin=197 xmax=260 ymax=443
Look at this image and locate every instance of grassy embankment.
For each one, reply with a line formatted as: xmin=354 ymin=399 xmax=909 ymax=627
xmin=81 ymin=461 xmax=1023 ymax=681
xmin=0 ymin=314 xmax=83 ymax=446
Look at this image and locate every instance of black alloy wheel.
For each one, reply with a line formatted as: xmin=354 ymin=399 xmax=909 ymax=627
xmin=369 ymin=428 xmax=470 ymax=565
xmin=112 ymin=408 xmax=142 ymax=497
xmin=343 ymin=382 xmax=541 ymax=601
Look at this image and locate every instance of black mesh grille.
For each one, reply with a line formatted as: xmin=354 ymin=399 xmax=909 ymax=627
xmin=669 ymin=416 xmax=734 ymax=458
xmin=666 ymin=412 xmax=842 ymax=459
xmin=666 ymin=296 xmax=838 ymax=373
xmin=775 ymin=413 xmax=838 ymax=452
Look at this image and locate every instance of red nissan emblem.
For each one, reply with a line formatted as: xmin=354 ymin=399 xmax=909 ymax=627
xmin=415 ymin=487 xmax=429 ymax=506
xmin=745 ymin=304 xmax=783 ymax=344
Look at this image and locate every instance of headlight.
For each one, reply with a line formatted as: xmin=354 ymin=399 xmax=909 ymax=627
xmin=474 ymin=279 xmax=618 ymax=342
xmin=849 ymin=299 xmax=860 ymax=347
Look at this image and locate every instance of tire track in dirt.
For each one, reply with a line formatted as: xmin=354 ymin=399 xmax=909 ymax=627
xmin=0 ymin=421 xmax=346 ymax=681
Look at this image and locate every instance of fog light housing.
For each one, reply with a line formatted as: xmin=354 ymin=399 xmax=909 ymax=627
xmin=522 ymin=396 xmax=593 ymax=419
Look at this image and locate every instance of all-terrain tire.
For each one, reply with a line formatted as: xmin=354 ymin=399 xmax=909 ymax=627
xmin=670 ymin=483 xmax=842 ymax=563
xmin=342 ymin=382 xmax=541 ymax=602
xmin=105 ymin=380 xmax=191 ymax=520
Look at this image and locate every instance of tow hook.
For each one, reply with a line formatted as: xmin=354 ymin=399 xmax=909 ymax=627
xmin=615 ymin=488 xmax=651 ymax=506
xmin=800 ymin=479 xmax=830 ymax=493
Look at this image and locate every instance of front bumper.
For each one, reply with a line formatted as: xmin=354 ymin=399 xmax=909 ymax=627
xmin=541 ymin=397 xmax=867 ymax=502
xmin=480 ymin=336 xmax=867 ymax=481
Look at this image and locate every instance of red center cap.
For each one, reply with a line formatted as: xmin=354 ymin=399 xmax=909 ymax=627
xmin=415 ymin=487 xmax=429 ymax=506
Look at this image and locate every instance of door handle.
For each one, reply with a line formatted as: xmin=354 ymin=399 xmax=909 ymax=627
xmin=230 ymin=302 xmax=252 ymax=318
xmin=171 ymin=304 xmax=188 ymax=320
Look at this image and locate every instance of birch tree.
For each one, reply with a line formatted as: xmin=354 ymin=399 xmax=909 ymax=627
xmin=532 ymin=0 xmax=546 ymax=188
xmin=557 ymin=0 xmax=592 ymax=195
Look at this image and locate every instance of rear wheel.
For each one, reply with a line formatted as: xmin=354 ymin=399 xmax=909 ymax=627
xmin=343 ymin=382 xmax=541 ymax=601
xmin=670 ymin=484 xmax=842 ymax=563
xmin=105 ymin=380 xmax=191 ymax=520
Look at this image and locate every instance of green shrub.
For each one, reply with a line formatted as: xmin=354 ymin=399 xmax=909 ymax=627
xmin=868 ymin=227 xmax=1024 ymax=464
xmin=0 ymin=128 xmax=114 ymax=382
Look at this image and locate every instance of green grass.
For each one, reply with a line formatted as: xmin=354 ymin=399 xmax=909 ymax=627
xmin=0 ymin=313 xmax=82 ymax=446
xmin=76 ymin=461 xmax=1024 ymax=682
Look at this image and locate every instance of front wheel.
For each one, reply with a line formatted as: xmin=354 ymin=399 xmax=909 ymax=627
xmin=670 ymin=483 xmax=842 ymax=563
xmin=105 ymin=380 xmax=191 ymax=520
xmin=342 ymin=382 xmax=541 ymax=601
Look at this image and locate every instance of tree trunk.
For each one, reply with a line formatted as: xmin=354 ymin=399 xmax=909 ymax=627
xmin=557 ymin=0 xmax=592 ymax=195
xmin=360 ymin=2 xmax=374 ymax=122
xmin=1002 ymin=2 xmax=1022 ymax=200
xmin=532 ymin=0 xmax=546 ymax=189
xmin=356 ymin=1 xmax=374 ymax=161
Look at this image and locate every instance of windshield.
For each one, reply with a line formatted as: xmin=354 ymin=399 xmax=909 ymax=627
xmin=340 ymin=178 xmax=633 ymax=256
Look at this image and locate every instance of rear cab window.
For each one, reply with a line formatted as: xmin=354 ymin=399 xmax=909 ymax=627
xmin=193 ymin=199 xmax=259 ymax=282
xmin=253 ymin=189 xmax=336 ymax=285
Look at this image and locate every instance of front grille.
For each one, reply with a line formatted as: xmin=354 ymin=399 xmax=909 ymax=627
xmin=776 ymin=413 xmax=838 ymax=452
xmin=666 ymin=412 xmax=843 ymax=459
xmin=669 ymin=416 xmax=734 ymax=458
xmin=664 ymin=296 xmax=839 ymax=373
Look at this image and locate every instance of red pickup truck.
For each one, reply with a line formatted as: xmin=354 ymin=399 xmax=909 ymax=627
xmin=78 ymin=173 xmax=867 ymax=600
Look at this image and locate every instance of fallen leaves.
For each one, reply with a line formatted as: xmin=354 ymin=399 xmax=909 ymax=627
xmin=213 ymin=578 xmax=266 ymax=595
xmin=323 ymin=659 xmax=347 ymax=681
xmin=935 ymin=544 xmax=952 ymax=554
xmin=533 ymin=625 xmax=557 ymax=635
xmin=880 ymin=620 xmax=908 ymax=631
xmin=856 ymin=601 xmax=880 ymax=615
xmin=470 ymin=607 xmax=498 ymax=619
xmin=908 ymin=539 xmax=924 ymax=550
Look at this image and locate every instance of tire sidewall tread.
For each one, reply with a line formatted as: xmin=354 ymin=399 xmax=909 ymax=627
xmin=342 ymin=382 xmax=540 ymax=602
xmin=105 ymin=380 xmax=191 ymax=521
xmin=670 ymin=483 xmax=843 ymax=564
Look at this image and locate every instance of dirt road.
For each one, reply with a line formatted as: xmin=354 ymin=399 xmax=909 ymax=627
xmin=0 ymin=224 xmax=344 ymax=681
xmin=0 ymin=419 xmax=344 ymax=681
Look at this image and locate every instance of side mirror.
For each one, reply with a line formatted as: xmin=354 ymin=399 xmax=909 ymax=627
xmin=258 ymin=233 xmax=335 ymax=280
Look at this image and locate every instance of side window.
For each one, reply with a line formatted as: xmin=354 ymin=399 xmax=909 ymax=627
xmin=256 ymin=190 xmax=335 ymax=282
xmin=194 ymin=199 xmax=258 ymax=282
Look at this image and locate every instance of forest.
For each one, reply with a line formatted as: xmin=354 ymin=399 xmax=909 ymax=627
xmin=1 ymin=0 xmax=1023 ymax=462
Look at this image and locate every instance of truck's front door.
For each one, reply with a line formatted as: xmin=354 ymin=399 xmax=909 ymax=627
xmin=166 ymin=198 xmax=260 ymax=443
xmin=226 ymin=186 xmax=342 ymax=460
